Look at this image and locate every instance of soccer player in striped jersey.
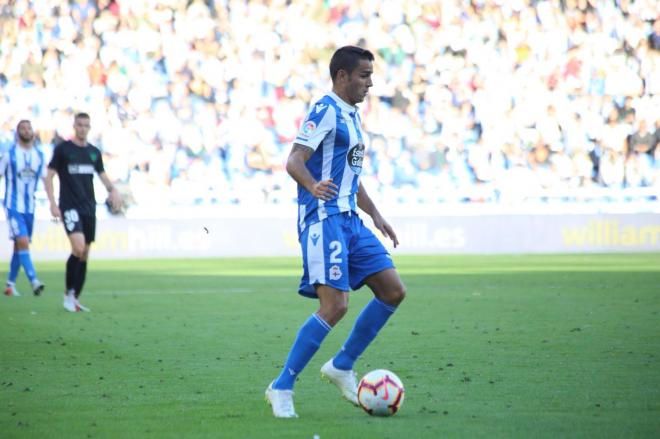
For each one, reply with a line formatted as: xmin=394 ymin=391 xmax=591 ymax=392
xmin=266 ymin=46 xmax=406 ymax=418
xmin=0 ymin=120 xmax=46 ymax=297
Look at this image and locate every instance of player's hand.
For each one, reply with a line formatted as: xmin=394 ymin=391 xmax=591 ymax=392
xmin=372 ymin=213 xmax=399 ymax=248
xmin=311 ymin=179 xmax=338 ymax=201
xmin=50 ymin=203 xmax=61 ymax=221
xmin=107 ymin=188 xmax=123 ymax=212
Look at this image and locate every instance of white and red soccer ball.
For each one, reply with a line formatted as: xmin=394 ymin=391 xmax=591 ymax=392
xmin=357 ymin=369 xmax=405 ymax=416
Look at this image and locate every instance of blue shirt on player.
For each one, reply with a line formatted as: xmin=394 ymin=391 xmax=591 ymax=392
xmin=0 ymin=144 xmax=46 ymax=214
xmin=294 ymin=91 xmax=366 ymax=235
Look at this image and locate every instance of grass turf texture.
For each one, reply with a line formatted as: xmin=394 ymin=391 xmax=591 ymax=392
xmin=1 ymin=254 xmax=659 ymax=438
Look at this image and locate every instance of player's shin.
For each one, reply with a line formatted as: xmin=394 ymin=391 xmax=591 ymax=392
xmin=75 ymin=261 xmax=87 ymax=298
xmin=66 ymin=255 xmax=79 ymax=293
xmin=332 ymin=298 xmax=397 ymax=370
xmin=272 ymin=313 xmax=332 ymax=390
xmin=17 ymin=249 xmax=37 ymax=283
xmin=8 ymin=251 xmax=20 ymax=283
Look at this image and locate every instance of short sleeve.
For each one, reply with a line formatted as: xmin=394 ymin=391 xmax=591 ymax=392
xmin=48 ymin=143 xmax=63 ymax=171
xmin=94 ymin=148 xmax=105 ymax=174
xmin=294 ymin=101 xmax=336 ymax=151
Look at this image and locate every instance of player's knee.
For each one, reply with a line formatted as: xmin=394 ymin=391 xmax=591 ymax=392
xmin=381 ymin=282 xmax=406 ymax=307
xmin=319 ymin=301 xmax=348 ymax=325
xmin=330 ymin=301 xmax=348 ymax=321
xmin=391 ymin=283 xmax=406 ymax=306
xmin=15 ymin=237 xmax=30 ymax=250
xmin=72 ymin=245 xmax=86 ymax=258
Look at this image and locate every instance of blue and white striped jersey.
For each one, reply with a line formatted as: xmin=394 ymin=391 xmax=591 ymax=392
xmin=294 ymin=92 xmax=366 ymax=234
xmin=0 ymin=144 xmax=46 ymax=214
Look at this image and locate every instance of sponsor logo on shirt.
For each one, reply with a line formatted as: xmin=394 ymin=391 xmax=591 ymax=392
xmin=347 ymin=143 xmax=365 ymax=174
xmin=19 ymin=168 xmax=37 ymax=180
xmin=311 ymin=233 xmax=320 ymax=246
xmin=68 ymin=164 xmax=95 ymax=175
xmin=314 ymin=103 xmax=327 ymax=114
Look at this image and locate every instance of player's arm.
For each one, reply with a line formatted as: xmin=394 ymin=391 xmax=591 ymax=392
xmin=0 ymin=153 xmax=6 ymax=182
xmin=286 ymin=143 xmax=338 ymax=201
xmin=44 ymin=168 xmax=61 ymax=220
xmin=357 ymin=181 xmax=399 ymax=247
xmin=99 ymin=171 xmax=122 ymax=211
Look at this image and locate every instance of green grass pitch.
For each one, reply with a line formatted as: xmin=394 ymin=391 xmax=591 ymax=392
xmin=1 ymin=254 xmax=659 ymax=438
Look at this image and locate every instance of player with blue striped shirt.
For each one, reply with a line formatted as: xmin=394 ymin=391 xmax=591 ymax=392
xmin=266 ymin=46 xmax=406 ymax=418
xmin=0 ymin=120 xmax=46 ymax=297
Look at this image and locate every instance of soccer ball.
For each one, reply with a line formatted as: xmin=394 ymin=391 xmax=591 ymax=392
xmin=357 ymin=369 xmax=405 ymax=416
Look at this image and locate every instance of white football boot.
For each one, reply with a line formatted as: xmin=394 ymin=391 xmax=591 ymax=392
xmin=31 ymin=279 xmax=45 ymax=296
xmin=5 ymin=283 xmax=21 ymax=297
xmin=74 ymin=297 xmax=90 ymax=312
xmin=265 ymin=382 xmax=298 ymax=418
xmin=63 ymin=291 xmax=78 ymax=312
xmin=320 ymin=359 xmax=359 ymax=406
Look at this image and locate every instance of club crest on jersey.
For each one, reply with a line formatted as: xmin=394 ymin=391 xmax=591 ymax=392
xmin=347 ymin=143 xmax=365 ymax=174
xmin=329 ymin=265 xmax=342 ymax=280
xmin=299 ymin=120 xmax=316 ymax=140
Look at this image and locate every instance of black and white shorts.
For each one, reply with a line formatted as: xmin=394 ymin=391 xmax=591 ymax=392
xmin=62 ymin=208 xmax=96 ymax=244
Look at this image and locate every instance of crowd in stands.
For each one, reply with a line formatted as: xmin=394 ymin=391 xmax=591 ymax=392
xmin=1 ymin=0 xmax=659 ymax=212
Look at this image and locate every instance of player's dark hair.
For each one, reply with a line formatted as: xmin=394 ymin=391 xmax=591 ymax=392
xmin=329 ymin=46 xmax=374 ymax=82
xmin=74 ymin=112 xmax=90 ymax=120
xmin=16 ymin=119 xmax=31 ymax=129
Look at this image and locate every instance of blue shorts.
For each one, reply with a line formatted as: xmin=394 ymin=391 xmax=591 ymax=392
xmin=6 ymin=209 xmax=34 ymax=240
xmin=298 ymin=211 xmax=394 ymax=298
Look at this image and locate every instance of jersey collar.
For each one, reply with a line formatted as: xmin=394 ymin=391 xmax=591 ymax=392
xmin=328 ymin=91 xmax=359 ymax=114
xmin=16 ymin=143 xmax=33 ymax=152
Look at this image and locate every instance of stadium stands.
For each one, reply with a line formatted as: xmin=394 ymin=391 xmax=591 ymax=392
xmin=0 ymin=0 xmax=658 ymax=214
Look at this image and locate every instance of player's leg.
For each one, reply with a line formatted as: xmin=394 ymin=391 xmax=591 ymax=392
xmin=63 ymin=231 xmax=86 ymax=312
xmin=5 ymin=210 xmax=43 ymax=296
xmin=5 ymin=240 xmax=21 ymax=296
xmin=365 ymin=268 xmax=406 ymax=306
xmin=272 ymin=286 xmax=347 ymax=390
xmin=6 ymin=212 xmax=22 ymax=295
xmin=267 ymin=285 xmax=346 ymax=417
xmin=15 ymin=235 xmax=44 ymax=295
xmin=321 ymin=270 xmax=404 ymax=407
xmin=72 ymin=215 xmax=95 ymax=311
xmin=329 ymin=217 xmax=405 ymax=373
xmin=17 ymin=213 xmax=44 ymax=295
xmin=332 ymin=271 xmax=405 ymax=370
xmin=74 ymin=242 xmax=90 ymax=298
xmin=61 ymin=209 xmax=91 ymax=312
xmin=317 ymin=214 xmax=377 ymax=405
xmin=266 ymin=217 xmax=350 ymax=417
xmin=71 ymin=243 xmax=91 ymax=311
xmin=271 ymin=218 xmax=350 ymax=391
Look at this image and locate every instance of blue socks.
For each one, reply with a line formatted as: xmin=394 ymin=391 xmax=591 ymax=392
xmin=8 ymin=252 xmax=20 ymax=283
xmin=333 ymin=298 xmax=397 ymax=371
xmin=272 ymin=299 xmax=398 ymax=389
xmin=7 ymin=250 xmax=38 ymax=284
xmin=17 ymin=250 xmax=37 ymax=283
xmin=273 ymin=314 xmax=331 ymax=390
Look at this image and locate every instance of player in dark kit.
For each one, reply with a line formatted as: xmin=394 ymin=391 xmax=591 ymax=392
xmin=44 ymin=113 xmax=122 ymax=312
